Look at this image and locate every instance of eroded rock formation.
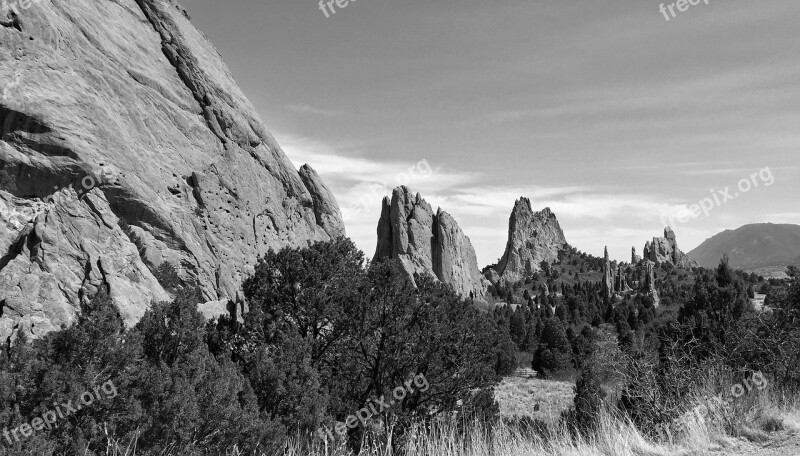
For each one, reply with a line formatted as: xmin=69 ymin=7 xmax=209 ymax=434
xmin=494 ymin=198 xmax=567 ymax=284
xmin=632 ymin=247 xmax=641 ymax=264
xmin=373 ymin=186 xmax=487 ymax=299
xmin=643 ymin=261 xmax=661 ymax=307
xmin=602 ymin=248 xmax=656 ymax=306
xmin=644 ymin=227 xmax=696 ymax=268
xmin=602 ymin=247 xmax=614 ymax=301
xmin=0 ymin=0 xmax=344 ymax=342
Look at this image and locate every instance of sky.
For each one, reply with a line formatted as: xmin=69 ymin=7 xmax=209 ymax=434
xmin=181 ymin=0 xmax=800 ymax=266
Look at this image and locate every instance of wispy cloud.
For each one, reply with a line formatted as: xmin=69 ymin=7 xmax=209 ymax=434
xmin=277 ymin=134 xmax=713 ymax=264
xmin=283 ymin=104 xmax=346 ymax=117
xmin=278 ymin=133 xmax=478 ymax=193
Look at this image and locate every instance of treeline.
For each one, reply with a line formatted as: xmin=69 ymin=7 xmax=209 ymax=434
xmin=491 ymin=278 xmax=660 ymax=378
xmin=486 ymin=256 xmax=795 ymax=438
xmin=0 ymin=239 xmax=514 ymax=455
xmin=486 ymin=246 xmax=799 ymax=436
xmin=618 ymin=262 xmax=800 ymax=435
xmin=489 ymin=246 xmax=772 ymax=379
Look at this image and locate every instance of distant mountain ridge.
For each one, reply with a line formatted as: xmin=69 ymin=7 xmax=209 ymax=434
xmin=688 ymin=224 xmax=800 ymax=273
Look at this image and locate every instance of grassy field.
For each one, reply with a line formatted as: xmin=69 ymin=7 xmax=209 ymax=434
xmin=494 ymin=376 xmax=575 ymax=424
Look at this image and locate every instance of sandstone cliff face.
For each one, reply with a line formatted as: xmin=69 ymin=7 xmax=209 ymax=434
xmin=644 ymin=227 xmax=696 ymax=268
xmin=0 ymin=0 xmax=344 ymax=342
xmin=373 ymin=186 xmax=486 ymax=299
xmin=299 ymin=165 xmax=346 ymax=239
xmin=495 ymin=198 xmax=567 ymax=284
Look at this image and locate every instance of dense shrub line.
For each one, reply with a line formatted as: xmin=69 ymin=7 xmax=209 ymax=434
xmin=0 ymin=239 xmax=514 ymax=455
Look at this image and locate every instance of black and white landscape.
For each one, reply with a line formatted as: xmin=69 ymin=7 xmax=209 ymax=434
xmin=1 ymin=0 xmax=799 ymax=455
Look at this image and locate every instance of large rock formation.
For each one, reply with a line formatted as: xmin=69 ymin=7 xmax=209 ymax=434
xmin=495 ymin=198 xmax=567 ymax=284
xmin=373 ymin=186 xmax=486 ymax=299
xmin=0 ymin=0 xmax=344 ymax=342
xmin=644 ymin=227 xmax=696 ymax=268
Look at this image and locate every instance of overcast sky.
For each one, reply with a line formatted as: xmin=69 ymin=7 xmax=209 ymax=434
xmin=182 ymin=0 xmax=799 ymax=266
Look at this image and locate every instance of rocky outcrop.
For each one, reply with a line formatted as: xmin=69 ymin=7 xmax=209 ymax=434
xmin=643 ymin=261 xmax=661 ymax=307
xmin=602 ymin=247 xmax=614 ymax=301
xmin=495 ymin=198 xmax=567 ymax=284
xmin=601 ymin=248 xmax=657 ymax=306
xmin=614 ymin=267 xmax=631 ymax=294
xmin=373 ymin=186 xmax=487 ymax=299
xmin=299 ymin=165 xmax=346 ymax=239
xmin=644 ymin=227 xmax=696 ymax=268
xmin=632 ymin=247 xmax=641 ymax=264
xmin=0 ymin=0 xmax=344 ymax=342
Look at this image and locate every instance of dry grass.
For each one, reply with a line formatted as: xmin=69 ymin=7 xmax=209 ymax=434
xmin=494 ymin=376 xmax=574 ymax=424
xmin=283 ymin=412 xmax=680 ymax=456
xmin=93 ymin=375 xmax=800 ymax=456
xmin=279 ymin=372 xmax=800 ymax=456
xmin=283 ymin=397 xmax=800 ymax=456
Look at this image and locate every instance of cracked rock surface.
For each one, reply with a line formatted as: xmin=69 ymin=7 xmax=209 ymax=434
xmin=0 ymin=0 xmax=344 ymax=342
xmin=374 ymin=186 xmax=487 ymax=300
xmin=494 ymin=198 xmax=568 ymax=285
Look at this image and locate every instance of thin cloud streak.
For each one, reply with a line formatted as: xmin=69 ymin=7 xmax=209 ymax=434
xmin=283 ymin=104 xmax=346 ymax=117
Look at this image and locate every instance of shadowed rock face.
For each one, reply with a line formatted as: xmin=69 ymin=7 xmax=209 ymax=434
xmin=644 ymin=227 xmax=696 ymax=268
xmin=373 ymin=186 xmax=487 ymax=299
xmin=495 ymin=198 xmax=567 ymax=284
xmin=0 ymin=0 xmax=343 ymax=342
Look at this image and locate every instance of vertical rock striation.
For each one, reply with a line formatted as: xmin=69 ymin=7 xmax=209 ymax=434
xmin=373 ymin=186 xmax=487 ymax=299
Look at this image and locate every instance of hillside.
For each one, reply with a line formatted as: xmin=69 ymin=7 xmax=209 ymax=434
xmin=688 ymin=224 xmax=800 ymax=274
